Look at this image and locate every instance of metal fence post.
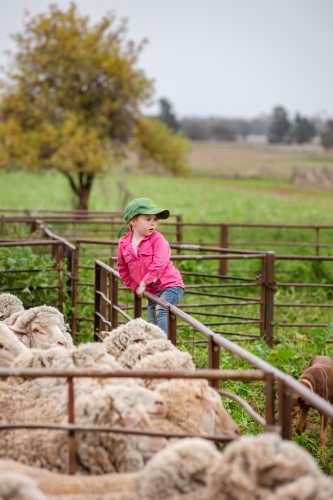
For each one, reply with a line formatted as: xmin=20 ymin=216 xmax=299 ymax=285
xmin=315 ymin=226 xmax=320 ymax=256
xmin=67 ymin=376 xmax=76 ymax=474
xmin=168 ymin=307 xmax=177 ymax=345
xmin=278 ymin=379 xmax=293 ymax=440
xmin=70 ymin=245 xmax=80 ymax=344
xmin=134 ymin=294 xmax=142 ymax=319
xmin=208 ymin=336 xmax=221 ymax=389
xmin=94 ymin=262 xmax=106 ymax=341
xmin=111 ymin=275 xmax=119 ymax=330
xmin=176 ymin=214 xmax=183 ymax=254
xmin=265 ymin=251 xmax=275 ymax=347
xmin=260 ymin=254 xmax=267 ymax=340
xmin=265 ymin=372 xmax=276 ymax=430
xmin=57 ymin=243 xmax=64 ymax=312
xmin=66 ymin=248 xmax=74 ymax=301
xmin=219 ymin=224 xmax=228 ymax=276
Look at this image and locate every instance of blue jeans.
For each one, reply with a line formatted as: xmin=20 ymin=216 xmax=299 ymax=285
xmin=147 ymin=286 xmax=184 ymax=335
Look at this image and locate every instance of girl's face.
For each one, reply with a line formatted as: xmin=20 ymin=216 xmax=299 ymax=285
xmin=131 ymin=214 xmax=159 ymax=237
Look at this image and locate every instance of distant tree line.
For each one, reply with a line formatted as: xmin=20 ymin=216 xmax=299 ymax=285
xmin=157 ymin=99 xmax=333 ymax=149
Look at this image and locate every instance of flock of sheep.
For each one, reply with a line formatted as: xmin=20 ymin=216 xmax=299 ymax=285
xmin=0 ymin=292 xmax=332 ymax=500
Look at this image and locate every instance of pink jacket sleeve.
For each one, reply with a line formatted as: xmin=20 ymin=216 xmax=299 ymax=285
xmin=117 ymin=243 xmax=138 ymax=292
xmin=143 ymin=233 xmax=171 ymax=285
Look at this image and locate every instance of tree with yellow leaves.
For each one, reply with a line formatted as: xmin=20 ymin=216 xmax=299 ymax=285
xmin=0 ymin=3 xmax=189 ymax=209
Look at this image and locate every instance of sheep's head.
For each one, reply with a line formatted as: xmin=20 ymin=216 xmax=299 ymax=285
xmin=205 ymin=433 xmax=321 ymax=500
xmin=0 ymin=293 xmax=24 ymax=320
xmin=103 ymin=318 xmax=166 ymax=358
xmin=72 ymin=343 xmax=122 ymax=370
xmin=118 ymin=339 xmax=177 ymax=368
xmin=207 ymin=388 xmax=240 ymax=438
xmin=4 ymin=306 xmax=72 ymax=349
xmin=140 ymin=438 xmax=220 ymax=499
xmin=155 ymin=379 xmax=239 ymax=437
xmin=136 ymin=385 xmax=167 ymax=418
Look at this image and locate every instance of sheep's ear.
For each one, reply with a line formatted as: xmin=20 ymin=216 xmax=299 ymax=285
xmin=117 ymin=415 xmax=140 ymax=427
xmin=201 ymin=396 xmax=217 ymax=410
xmin=8 ymin=324 xmax=27 ymax=334
xmin=258 ymin=463 xmax=293 ymax=488
xmin=192 ymin=468 xmax=209 ymax=486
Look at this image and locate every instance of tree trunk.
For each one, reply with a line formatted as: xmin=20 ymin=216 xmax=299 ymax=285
xmin=62 ymin=172 xmax=94 ymax=210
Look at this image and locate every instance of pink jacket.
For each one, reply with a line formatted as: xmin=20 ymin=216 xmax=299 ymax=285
xmin=117 ymin=230 xmax=184 ymax=294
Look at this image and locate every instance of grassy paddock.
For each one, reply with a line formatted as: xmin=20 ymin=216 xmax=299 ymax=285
xmin=1 ymin=171 xmax=333 ymax=226
xmin=1 ymin=143 xmax=333 ymax=468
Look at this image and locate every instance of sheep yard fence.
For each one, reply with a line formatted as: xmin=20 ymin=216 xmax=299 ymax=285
xmin=2 ymin=253 xmax=333 ymax=475
xmin=2 ymin=210 xmax=333 ymax=256
xmin=3 ymin=212 xmax=333 ymax=473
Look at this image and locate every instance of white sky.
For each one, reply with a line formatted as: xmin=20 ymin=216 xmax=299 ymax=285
xmin=0 ymin=0 xmax=332 ymax=119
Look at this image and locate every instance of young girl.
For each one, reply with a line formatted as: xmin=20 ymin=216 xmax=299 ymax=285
xmin=117 ymin=197 xmax=185 ymax=334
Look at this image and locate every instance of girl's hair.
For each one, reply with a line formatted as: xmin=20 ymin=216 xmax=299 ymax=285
xmin=128 ymin=214 xmax=160 ymax=231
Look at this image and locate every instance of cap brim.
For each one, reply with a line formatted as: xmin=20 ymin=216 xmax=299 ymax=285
xmin=141 ymin=208 xmax=170 ymax=219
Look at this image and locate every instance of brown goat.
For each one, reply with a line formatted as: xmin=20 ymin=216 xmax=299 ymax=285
xmin=291 ymin=355 xmax=333 ymax=448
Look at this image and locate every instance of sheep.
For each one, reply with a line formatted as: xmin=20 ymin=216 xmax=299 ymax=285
xmin=117 ymin=338 xmax=178 ymax=369
xmin=48 ymin=494 xmax=141 ymax=500
xmin=0 ymin=471 xmax=48 ymax=500
xmin=0 ymin=379 xmax=167 ymax=474
xmin=133 ymin=350 xmax=195 ymax=390
xmin=0 ymin=437 xmax=220 ymax=499
xmin=0 ymin=323 xmax=29 ymax=367
xmin=103 ymin=318 xmax=166 ymax=358
xmin=152 ymin=379 xmax=240 ymax=438
xmin=0 ymin=293 xmax=24 ymax=321
xmin=267 ymin=475 xmax=333 ymax=500
xmin=8 ymin=342 xmax=167 ymax=419
xmin=204 ymin=432 xmax=323 ymax=500
xmin=3 ymin=305 xmax=73 ymax=349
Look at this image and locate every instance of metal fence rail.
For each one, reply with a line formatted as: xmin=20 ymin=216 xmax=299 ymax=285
xmin=0 ymin=213 xmax=183 ymax=244
xmin=178 ymin=222 xmax=333 ymax=258
xmin=0 ymin=366 xmax=270 ymax=475
xmin=2 ymin=211 xmax=333 ymax=255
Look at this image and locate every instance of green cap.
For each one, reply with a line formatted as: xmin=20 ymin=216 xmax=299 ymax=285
xmin=118 ymin=198 xmax=170 ymax=237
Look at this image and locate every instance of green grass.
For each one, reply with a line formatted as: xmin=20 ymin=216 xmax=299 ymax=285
xmin=1 ymin=170 xmax=333 ymax=225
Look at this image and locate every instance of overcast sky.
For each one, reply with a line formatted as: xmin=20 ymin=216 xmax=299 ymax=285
xmin=0 ymin=0 xmax=332 ymax=119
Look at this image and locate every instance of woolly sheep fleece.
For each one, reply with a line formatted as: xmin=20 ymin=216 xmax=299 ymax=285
xmin=0 ymin=293 xmax=24 ymax=320
xmin=205 ymin=432 xmax=324 ymax=500
xmin=103 ymin=318 xmax=166 ymax=358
